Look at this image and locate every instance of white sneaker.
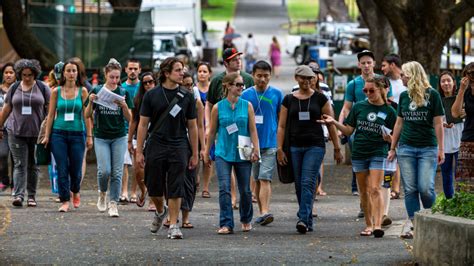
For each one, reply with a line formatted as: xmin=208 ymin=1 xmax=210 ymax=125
xmin=108 ymin=201 xmax=119 ymax=217
xmin=97 ymin=192 xmax=107 ymax=212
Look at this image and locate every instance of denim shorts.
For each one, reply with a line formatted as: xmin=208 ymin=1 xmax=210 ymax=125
xmin=252 ymin=148 xmax=277 ymax=181
xmin=352 ymin=156 xmax=385 ymax=172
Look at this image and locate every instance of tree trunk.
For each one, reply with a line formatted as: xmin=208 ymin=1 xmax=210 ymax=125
xmin=102 ymin=0 xmax=142 ymax=65
xmin=201 ymin=0 xmax=210 ymax=8
xmin=318 ymin=0 xmax=349 ymax=22
xmin=356 ymin=0 xmax=394 ymax=68
xmin=372 ymin=0 xmax=474 ymax=74
xmin=1 ymin=0 xmax=57 ymax=69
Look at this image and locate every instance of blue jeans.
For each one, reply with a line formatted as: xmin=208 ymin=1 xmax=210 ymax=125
xmin=290 ymin=146 xmax=325 ymax=230
xmin=215 ymin=156 xmax=253 ymax=230
xmin=94 ymin=136 xmax=127 ymax=202
xmin=50 ymin=129 xmax=86 ymax=202
xmin=397 ymin=144 xmax=438 ymax=219
xmin=440 ymin=152 xmax=458 ymax=199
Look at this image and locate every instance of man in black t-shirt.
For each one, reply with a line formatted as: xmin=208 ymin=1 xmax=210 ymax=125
xmin=136 ymin=57 xmax=198 ymax=240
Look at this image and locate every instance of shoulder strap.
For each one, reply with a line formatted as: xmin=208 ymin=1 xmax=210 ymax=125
xmin=9 ymin=81 xmax=21 ymax=96
xmin=149 ymin=87 xmax=189 ymax=135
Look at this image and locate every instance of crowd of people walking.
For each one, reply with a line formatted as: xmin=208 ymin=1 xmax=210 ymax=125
xmin=0 ymin=48 xmax=472 ymax=240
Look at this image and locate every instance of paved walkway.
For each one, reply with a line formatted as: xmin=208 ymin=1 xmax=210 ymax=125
xmin=0 ymin=0 xmax=419 ymax=264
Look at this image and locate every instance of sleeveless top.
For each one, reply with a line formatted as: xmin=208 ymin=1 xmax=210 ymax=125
xmin=53 ymin=86 xmax=84 ymax=132
xmin=215 ymin=98 xmax=250 ymax=162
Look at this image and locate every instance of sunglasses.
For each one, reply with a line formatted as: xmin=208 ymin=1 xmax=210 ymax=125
xmin=142 ymin=80 xmax=155 ymax=85
xmin=363 ymin=88 xmax=378 ymax=94
xmin=232 ymin=82 xmax=245 ymax=87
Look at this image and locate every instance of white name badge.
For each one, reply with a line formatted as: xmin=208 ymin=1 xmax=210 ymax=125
xmin=226 ymin=123 xmax=238 ymax=135
xmin=65 ymin=113 xmax=74 ymax=121
xmin=377 ymin=112 xmax=387 ymax=120
xmin=255 ymin=115 xmax=264 ymax=124
xmin=22 ymin=106 xmax=32 ymax=115
xmin=169 ymin=104 xmax=182 ymax=117
xmin=299 ymin=111 xmax=310 ymax=121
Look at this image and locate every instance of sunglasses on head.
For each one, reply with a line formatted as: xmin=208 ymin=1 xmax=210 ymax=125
xmin=142 ymin=79 xmax=155 ymax=85
xmin=232 ymin=82 xmax=245 ymax=87
xmin=363 ymin=88 xmax=378 ymax=94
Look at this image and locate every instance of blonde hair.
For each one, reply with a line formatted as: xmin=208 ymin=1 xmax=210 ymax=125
xmin=47 ymin=70 xmax=59 ymax=88
xmin=366 ymin=76 xmax=388 ymax=103
xmin=402 ymin=61 xmax=430 ymax=107
xmin=222 ymin=72 xmax=240 ymax=97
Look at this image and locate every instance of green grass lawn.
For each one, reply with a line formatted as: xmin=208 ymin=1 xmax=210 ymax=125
xmin=202 ymin=0 xmax=237 ymax=22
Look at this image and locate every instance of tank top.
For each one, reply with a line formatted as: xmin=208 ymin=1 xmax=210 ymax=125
xmin=215 ymin=98 xmax=250 ymax=162
xmin=53 ymin=86 xmax=84 ymax=132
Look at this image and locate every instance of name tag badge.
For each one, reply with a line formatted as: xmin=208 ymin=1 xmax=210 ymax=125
xmin=226 ymin=123 xmax=238 ymax=135
xmin=255 ymin=115 xmax=264 ymax=124
xmin=377 ymin=112 xmax=387 ymax=120
xmin=65 ymin=113 xmax=74 ymax=121
xmin=299 ymin=111 xmax=310 ymax=121
xmin=22 ymin=106 xmax=32 ymax=115
xmin=169 ymin=104 xmax=182 ymax=117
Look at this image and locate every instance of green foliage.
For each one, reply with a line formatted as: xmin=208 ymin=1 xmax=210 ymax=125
xmin=287 ymin=0 xmax=319 ymax=21
xmin=202 ymin=0 xmax=237 ymax=22
xmin=432 ymin=187 xmax=474 ymax=220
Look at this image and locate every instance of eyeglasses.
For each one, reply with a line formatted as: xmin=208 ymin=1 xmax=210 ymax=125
xmin=142 ymin=80 xmax=155 ymax=85
xmin=363 ymin=88 xmax=378 ymax=94
xmin=232 ymin=82 xmax=245 ymax=87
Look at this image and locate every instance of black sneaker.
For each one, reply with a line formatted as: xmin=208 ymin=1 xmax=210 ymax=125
xmin=296 ymin=221 xmax=307 ymax=234
xmin=382 ymin=215 xmax=392 ymax=226
xmin=12 ymin=196 xmax=23 ymax=207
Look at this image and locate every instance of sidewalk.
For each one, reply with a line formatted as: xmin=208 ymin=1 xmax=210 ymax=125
xmin=0 ymin=0 xmax=417 ymax=264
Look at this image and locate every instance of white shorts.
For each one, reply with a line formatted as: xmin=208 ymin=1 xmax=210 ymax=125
xmin=123 ymin=139 xmax=137 ymax=165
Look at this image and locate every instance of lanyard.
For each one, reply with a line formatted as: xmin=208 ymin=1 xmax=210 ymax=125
xmin=298 ymin=95 xmax=311 ymax=112
xmin=253 ymin=87 xmax=268 ymax=115
xmin=63 ymin=86 xmax=77 ymax=114
xmin=21 ymin=82 xmax=34 ymax=108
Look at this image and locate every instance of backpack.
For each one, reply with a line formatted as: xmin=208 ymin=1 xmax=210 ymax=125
xmin=10 ymin=80 xmax=49 ymax=114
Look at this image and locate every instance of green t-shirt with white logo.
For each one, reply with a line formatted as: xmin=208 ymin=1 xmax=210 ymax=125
xmin=397 ymin=88 xmax=445 ymax=147
xmin=91 ymin=85 xmax=134 ymax=139
xmin=345 ymin=100 xmax=397 ymax=159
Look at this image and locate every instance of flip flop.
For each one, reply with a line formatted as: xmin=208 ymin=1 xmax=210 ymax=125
xmin=373 ymin=229 xmax=384 ymax=238
xmin=201 ymin=190 xmax=211 ymax=198
xmin=136 ymin=191 xmax=147 ymax=208
xmin=317 ymin=191 xmax=327 ymax=196
xmin=242 ymin=224 xmax=252 ymax=232
xmin=390 ymin=191 xmax=400 ymax=200
xmin=129 ymin=196 xmax=137 ymax=203
xmin=400 ymin=231 xmax=414 ymax=239
xmin=217 ymin=227 xmax=234 ymax=235
xmin=182 ymin=222 xmax=194 ymax=229
xmin=360 ymin=229 xmax=373 ymax=236
xmin=27 ymin=197 xmax=37 ymax=207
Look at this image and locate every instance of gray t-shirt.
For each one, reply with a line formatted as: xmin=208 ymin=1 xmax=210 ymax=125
xmin=5 ymin=82 xmax=51 ymax=137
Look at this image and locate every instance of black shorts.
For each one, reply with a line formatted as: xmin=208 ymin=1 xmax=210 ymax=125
xmin=144 ymin=143 xmax=190 ymax=198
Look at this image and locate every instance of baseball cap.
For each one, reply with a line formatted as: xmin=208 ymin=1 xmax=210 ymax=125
xmin=357 ymin=50 xmax=375 ymax=61
xmin=295 ymin=65 xmax=316 ymax=77
xmin=223 ymin=48 xmax=243 ymax=62
xmin=54 ymin=61 xmax=64 ymax=80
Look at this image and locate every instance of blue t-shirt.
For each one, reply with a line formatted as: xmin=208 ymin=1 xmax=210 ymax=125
xmin=241 ymin=86 xmax=283 ymax=149
xmin=121 ymin=81 xmax=140 ymax=130
xmin=345 ymin=75 xmax=393 ymax=103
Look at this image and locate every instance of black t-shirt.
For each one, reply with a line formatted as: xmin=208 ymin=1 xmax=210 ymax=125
xmin=282 ymin=92 xmax=328 ymax=147
xmin=462 ymin=87 xmax=474 ymax=142
xmin=140 ymin=85 xmax=196 ymax=147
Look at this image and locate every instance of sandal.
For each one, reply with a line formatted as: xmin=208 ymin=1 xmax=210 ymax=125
xmin=390 ymin=191 xmax=400 ymax=200
xmin=119 ymin=196 xmax=129 ymax=204
xmin=252 ymin=196 xmax=257 ymax=203
xmin=317 ymin=191 xmax=327 ymax=196
xmin=27 ymin=196 xmax=37 ymax=207
xmin=59 ymin=202 xmax=69 ymax=212
xmin=164 ymin=219 xmax=179 ymax=228
xmin=201 ymin=190 xmax=211 ymax=198
xmin=217 ymin=227 xmax=234 ymax=235
xmin=182 ymin=222 xmax=194 ymax=229
xmin=242 ymin=223 xmax=252 ymax=232
xmin=136 ymin=191 xmax=147 ymax=208
xmin=129 ymin=196 xmax=137 ymax=203
xmin=360 ymin=229 xmax=373 ymax=236
xmin=400 ymin=231 xmax=414 ymax=239
xmin=373 ymin=229 xmax=384 ymax=238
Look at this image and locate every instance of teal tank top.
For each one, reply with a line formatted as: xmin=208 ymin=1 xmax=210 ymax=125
xmin=215 ymin=98 xmax=250 ymax=162
xmin=53 ymin=87 xmax=84 ymax=132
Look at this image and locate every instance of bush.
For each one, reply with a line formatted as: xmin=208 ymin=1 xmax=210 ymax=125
xmin=432 ymin=187 xmax=474 ymax=220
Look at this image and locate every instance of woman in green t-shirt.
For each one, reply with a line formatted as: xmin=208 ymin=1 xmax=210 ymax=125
xmin=85 ymin=58 xmax=133 ymax=218
xmin=319 ymin=76 xmax=396 ymax=238
xmin=387 ymin=61 xmax=445 ymax=239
